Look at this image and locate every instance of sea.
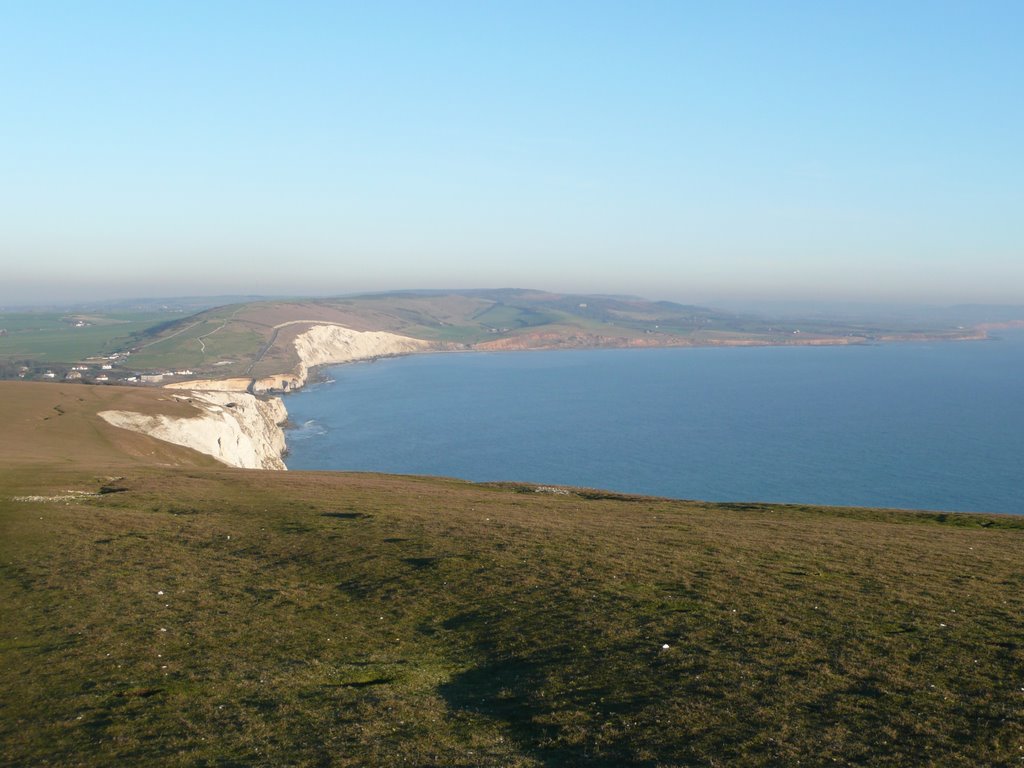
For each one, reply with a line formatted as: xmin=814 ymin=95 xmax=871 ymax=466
xmin=284 ymin=329 xmax=1024 ymax=515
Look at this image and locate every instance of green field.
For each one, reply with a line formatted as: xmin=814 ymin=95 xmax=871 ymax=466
xmin=128 ymin=325 xmax=267 ymax=372
xmin=1 ymin=382 xmax=1022 ymax=766
xmin=0 ymin=311 xmax=181 ymax=364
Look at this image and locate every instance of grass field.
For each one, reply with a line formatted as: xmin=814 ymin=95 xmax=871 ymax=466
xmin=1 ymin=382 xmax=1022 ymax=766
xmin=0 ymin=312 xmax=180 ymax=364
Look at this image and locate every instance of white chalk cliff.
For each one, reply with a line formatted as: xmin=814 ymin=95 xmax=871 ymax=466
xmin=288 ymin=325 xmax=432 ymax=386
xmin=141 ymin=326 xmax=431 ymax=468
xmin=165 ymin=325 xmax=434 ymax=394
xmin=99 ymin=391 xmax=288 ymax=470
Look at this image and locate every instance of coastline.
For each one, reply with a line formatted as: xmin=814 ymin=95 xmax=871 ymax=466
xmin=106 ymin=322 xmax=995 ymax=472
xmin=102 ymin=325 xmax=437 ymax=470
xmin=281 ymin=329 xmax=1024 ymax=514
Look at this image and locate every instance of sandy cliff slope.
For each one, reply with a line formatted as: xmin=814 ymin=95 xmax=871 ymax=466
xmin=99 ymin=391 xmax=288 ymax=470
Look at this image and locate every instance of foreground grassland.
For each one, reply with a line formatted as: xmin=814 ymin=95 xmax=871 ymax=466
xmin=4 ymin=470 xmax=1023 ymax=768
xmin=1 ymin=384 xmax=1022 ymax=766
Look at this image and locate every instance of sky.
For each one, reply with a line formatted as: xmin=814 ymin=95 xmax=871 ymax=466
xmin=2 ymin=1 xmax=1022 ymax=306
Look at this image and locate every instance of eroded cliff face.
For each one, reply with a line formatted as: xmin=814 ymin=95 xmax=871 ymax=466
xmin=142 ymin=326 xmax=434 ymax=467
xmin=165 ymin=325 xmax=436 ymax=395
xmin=288 ymin=325 xmax=434 ymax=385
xmin=99 ymin=391 xmax=288 ymax=470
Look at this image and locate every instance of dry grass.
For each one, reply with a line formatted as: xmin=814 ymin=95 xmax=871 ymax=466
xmin=0 ymin=381 xmax=220 ymax=470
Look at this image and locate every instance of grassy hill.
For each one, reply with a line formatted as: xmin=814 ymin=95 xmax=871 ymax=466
xmin=1 ymin=381 xmax=1022 ymax=766
xmin=3 ymin=290 xmax=983 ymax=385
xmin=122 ymin=291 xmax=755 ymax=380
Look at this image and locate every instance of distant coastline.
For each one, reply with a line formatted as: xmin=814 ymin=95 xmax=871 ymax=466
xmin=164 ymin=321 xmax=993 ymax=398
xmin=98 ymin=317 xmax=1009 ymax=473
xmin=285 ymin=330 xmax=1024 ymax=515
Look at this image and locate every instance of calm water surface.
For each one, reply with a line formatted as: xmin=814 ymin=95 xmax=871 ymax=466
xmin=284 ymin=330 xmax=1024 ymax=514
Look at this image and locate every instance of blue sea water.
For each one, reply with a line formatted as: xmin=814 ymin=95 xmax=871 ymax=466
xmin=284 ymin=330 xmax=1024 ymax=515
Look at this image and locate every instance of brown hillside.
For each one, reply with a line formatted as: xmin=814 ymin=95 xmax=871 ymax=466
xmin=0 ymin=381 xmax=221 ymax=473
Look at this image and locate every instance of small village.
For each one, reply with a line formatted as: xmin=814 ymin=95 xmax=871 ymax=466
xmin=18 ymin=351 xmax=194 ymax=386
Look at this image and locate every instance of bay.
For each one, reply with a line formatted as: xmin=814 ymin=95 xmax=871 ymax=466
xmin=284 ymin=330 xmax=1024 ymax=515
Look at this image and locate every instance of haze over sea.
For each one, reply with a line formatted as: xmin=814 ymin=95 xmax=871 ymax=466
xmin=285 ymin=330 xmax=1024 ymax=515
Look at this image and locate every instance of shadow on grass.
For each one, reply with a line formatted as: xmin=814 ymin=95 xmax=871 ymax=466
xmin=438 ymin=657 xmax=658 ymax=768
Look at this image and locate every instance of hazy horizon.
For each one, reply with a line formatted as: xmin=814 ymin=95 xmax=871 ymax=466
xmin=3 ymin=2 xmax=1022 ymax=306
xmin=4 ymin=287 xmax=1024 ymax=329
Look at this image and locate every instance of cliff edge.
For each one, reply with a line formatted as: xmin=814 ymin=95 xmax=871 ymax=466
xmin=99 ymin=391 xmax=288 ymax=470
xmin=166 ymin=324 xmax=434 ymax=394
xmin=288 ymin=325 xmax=433 ymax=386
xmin=127 ymin=326 xmax=433 ymax=468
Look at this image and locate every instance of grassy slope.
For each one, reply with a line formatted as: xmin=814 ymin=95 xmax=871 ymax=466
xmin=0 ymin=311 xmax=180 ymax=365
xmin=1 ymin=382 xmax=1022 ymax=766
xmin=119 ymin=291 xmax=983 ymax=382
xmin=0 ymin=381 xmax=222 ymax=471
xmin=3 ymin=293 xmax=985 ymax=385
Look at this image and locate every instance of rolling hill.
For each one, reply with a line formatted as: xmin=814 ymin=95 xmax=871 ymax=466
xmin=3 ymin=290 xmax=986 ymax=389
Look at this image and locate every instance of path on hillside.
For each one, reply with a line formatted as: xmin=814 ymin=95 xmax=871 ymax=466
xmin=134 ymin=320 xmax=203 ymax=350
xmin=243 ymin=320 xmax=352 ymax=375
xmin=195 ymin=307 xmax=246 ymax=356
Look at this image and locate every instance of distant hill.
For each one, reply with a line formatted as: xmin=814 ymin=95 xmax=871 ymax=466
xmin=115 ymin=289 xmax=983 ymax=385
xmin=1 ymin=289 xmax=1000 ymax=385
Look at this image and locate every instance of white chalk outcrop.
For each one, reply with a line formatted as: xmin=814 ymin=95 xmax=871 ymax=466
xmin=99 ymin=391 xmax=288 ymax=470
xmin=166 ymin=377 xmax=254 ymax=393
xmin=287 ymin=325 xmax=433 ymax=388
xmin=165 ymin=325 xmax=434 ymax=394
xmin=143 ymin=326 xmax=431 ymax=469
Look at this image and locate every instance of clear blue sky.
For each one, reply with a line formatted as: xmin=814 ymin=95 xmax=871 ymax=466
xmin=2 ymin=1 xmax=1022 ymax=305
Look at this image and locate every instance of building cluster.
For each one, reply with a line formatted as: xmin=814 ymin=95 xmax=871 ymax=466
xmin=20 ymin=353 xmax=195 ymax=386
